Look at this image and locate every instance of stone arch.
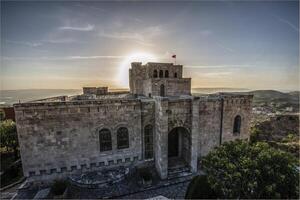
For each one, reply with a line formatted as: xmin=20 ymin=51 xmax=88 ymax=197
xmin=233 ymin=115 xmax=241 ymax=135
xmin=168 ymin=127 xmax=191 ymax=167
xmin=144 ymin=124 xmax=154 ymax=159
xmin=99 ymin=128 xmax=112 ymax=152
xmin=153 ymin=70 xmax=158 ymax=78
xmin=160 ymin=84 xmax=165 ymax=96
xmin=165 ymin=70 xmax=169 ymax=78
xmin=117 ymin=127 xmax=129 ymax=149
xmin=159 ymin=70 xmax=163 ymax=78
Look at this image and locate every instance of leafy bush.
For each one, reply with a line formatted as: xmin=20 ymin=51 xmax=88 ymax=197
xmin=249 ymin=126 xmax=263 ymax=143
xmin=185 ymin=175 xmax=217 ymax=199
xmin=201 ymin=140 xmax=299 ymax=199
xmin=0 ymin=120 xmax=19 ymax=159
xmin=51 ymin=179 xmax=68 ymax=195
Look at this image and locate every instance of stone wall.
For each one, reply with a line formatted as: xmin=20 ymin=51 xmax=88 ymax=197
xmin=130 ymin=62 xmax=147 ymax=95
xmin=167 ymin=99 xmax=192 ymax=131
xmin=150 ymin=78 xmax=191 ymax=97
xmin=198 ymin=97 xmax=222 ymax=157
xmin=221 ymin=95 xmax=253 ymax=142
xmin=14 ymin=99 xmax=143 ymax=182
xmin=82 ymin=87 xmax=108 ymax=95
xmin=145 ymin=62 xmax=183 ymax=79
xmin=197 ymin=94 xmax=253 ymax=157
xmin=154 ymin=97 xmax=169 ymax=179
xmin=140 ymin=99 xmax=155 ymax=160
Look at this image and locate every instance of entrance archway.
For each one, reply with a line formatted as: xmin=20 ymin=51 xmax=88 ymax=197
xmin=168 ymin=127 xmax=191 ymax=168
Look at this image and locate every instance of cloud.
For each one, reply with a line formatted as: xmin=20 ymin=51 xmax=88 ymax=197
xmin=216 ymin=41 xmax=235 ymax=53
xmin=199 ymin=30 xmax=213 ymax=36
xmin=5 ymin=40 xmax=42 ymax=47
xmin=185 ymin=65 xmax=251 ymax=69
xmin=2 ymin=55 xmax=126 ymax=61
xmin=99 ymin=26 xmax=164 ymax=46
xmin=201 ymin=72 xmax=233 ymax=77
xmin=58 ymin=24 xmax=95 ymax=31
xmin=74 ymin=3 xmax=106 ymax=13
xmin=277 ymin=17 xmax=299 ymax=32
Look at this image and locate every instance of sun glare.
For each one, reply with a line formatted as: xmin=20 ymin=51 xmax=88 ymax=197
xmin=117 ymin=52 xmax=157 ymax=88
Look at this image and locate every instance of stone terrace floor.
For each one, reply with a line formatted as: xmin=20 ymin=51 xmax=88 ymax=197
xmin=14 ymin=166 xmax=200 ymax=199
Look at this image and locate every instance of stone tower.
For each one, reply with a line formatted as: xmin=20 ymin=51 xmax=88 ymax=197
xmin=129 ymin=62 xmax=191 ymax=97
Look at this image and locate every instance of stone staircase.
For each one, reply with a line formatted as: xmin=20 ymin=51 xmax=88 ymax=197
xmin=167 ymin=166 xmax=192 ymax=180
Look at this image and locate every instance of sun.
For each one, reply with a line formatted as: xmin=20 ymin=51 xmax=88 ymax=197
xmin=117 ymin=52 xmax=157 ymax=88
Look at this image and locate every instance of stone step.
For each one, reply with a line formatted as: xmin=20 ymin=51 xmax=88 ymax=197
xmin=167 ymin=166 xmax=190 ymax=175
xmin=167 ymin=166 xmax=192 ymax=180
xmin=167 ymin=170 xmax=193 ymax=180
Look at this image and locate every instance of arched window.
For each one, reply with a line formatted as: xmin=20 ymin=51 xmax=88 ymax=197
xmin=153 ymin=70 xmax=158 ymax=78
xmin=174 ymin=72 xmax=178 ymax=78
xmin=144 ymin=125 xmax=153 ymax=159
xmin=159 ymin=70 xmax=163 ymax=78
xmin=233 ymin=115 xmax=241 ymax=135
xmin=99 ymin=129 xmax=112 ymax=152
xmin=160 ymin=84 xmax=165 ymax=96
xmin=165 ymin=70 xmax=169 ymax=78
xmin=117 ymin=127 xmax=129 ymax=149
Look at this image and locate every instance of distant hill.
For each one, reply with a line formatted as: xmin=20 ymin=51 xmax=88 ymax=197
xmin=1 ymin=88 xmax=299 ymax=108
xmin=248 ymin=90 xmax=299 ymax=105
xmin=192 ymin=87 xmax=250 ymax=94
xmin=0 ymin=89 xmax=81 ymax=106
xmin=192 ymin=89 xmax=299 ymax=111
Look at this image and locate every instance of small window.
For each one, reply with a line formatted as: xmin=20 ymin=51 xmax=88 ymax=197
xmin=233 ymin=115 xmax=241 ymax=135
xmin=159 ymin=70 xmax=163 ymax=78
xmin=144 ymin=125 xmax=154 ymax=159
xmin=153 ymin=70 xmax=158 ymax=78
xmin=165 ymin=70 xmax=169 ymax=78
xmin=160 ymin=84 xmax=165 ymax=97
xmin=117 ymin=127 xmax=129 ymax=149
xmin=99 ymin=128 xmax=112 ymax=151
xmin=174 ymin=72 xmax=178 ymax=78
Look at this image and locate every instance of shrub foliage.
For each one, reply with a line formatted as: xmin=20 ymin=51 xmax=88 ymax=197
xmin=187 ymin=140 xmax=299 ymax=199
xmin=0 ymin=120 xmax=19 ymax=159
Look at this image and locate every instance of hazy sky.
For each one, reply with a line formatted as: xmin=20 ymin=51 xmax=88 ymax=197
xmin=1 ymin=1 xmax=299 ymax=91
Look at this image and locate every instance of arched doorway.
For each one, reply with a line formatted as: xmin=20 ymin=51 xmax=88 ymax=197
xmin=168 ymin=127 xmax=191 ymax=168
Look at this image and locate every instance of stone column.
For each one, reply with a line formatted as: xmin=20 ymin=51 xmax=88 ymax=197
xmin=154 ymin=97 xmax=169 ymax=179
xmin=190 ymin=97 xmax=199 ymax=172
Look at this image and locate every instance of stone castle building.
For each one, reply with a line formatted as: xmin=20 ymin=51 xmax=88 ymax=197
xmin=14 ymin=62 xmax=253 ymax=182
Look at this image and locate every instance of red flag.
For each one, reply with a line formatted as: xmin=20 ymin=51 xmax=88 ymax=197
xmin=172 ymin=54 xmax=176 ymax=58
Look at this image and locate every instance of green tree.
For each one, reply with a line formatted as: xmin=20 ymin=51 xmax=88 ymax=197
xmin=188 ymin=140 xmax=299 ymax=199
xmin=0 ymin=120 xmax=19 ymax=160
